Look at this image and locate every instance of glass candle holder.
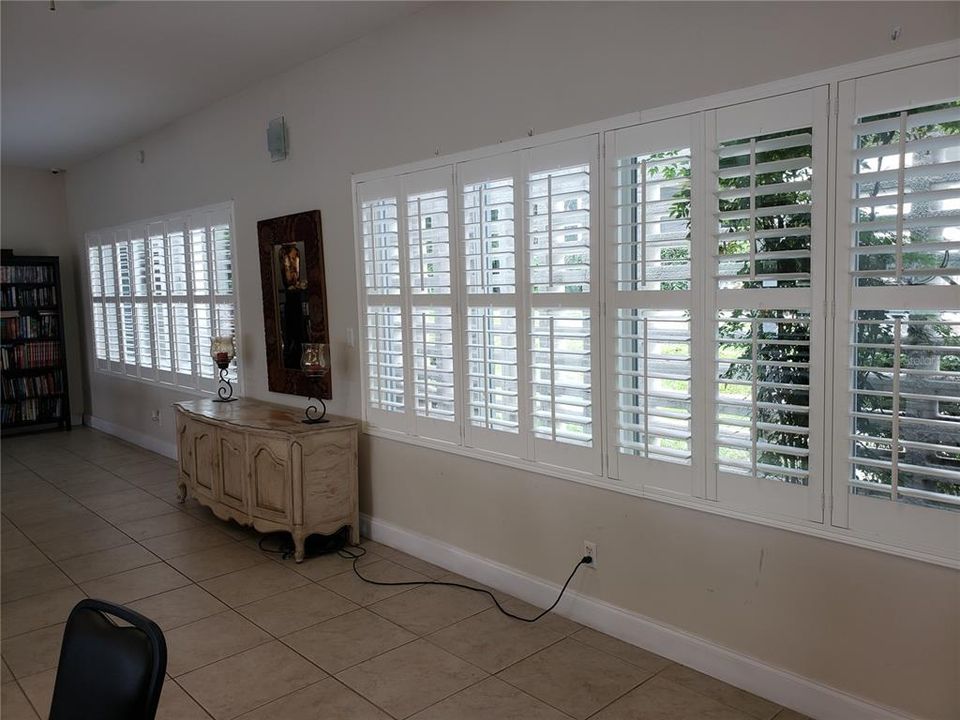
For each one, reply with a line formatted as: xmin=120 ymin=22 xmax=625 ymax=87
xmin=300 ymin=343 xmax=329 ymax=377
xmin=210 ymin=336 xmax=236 ymax=371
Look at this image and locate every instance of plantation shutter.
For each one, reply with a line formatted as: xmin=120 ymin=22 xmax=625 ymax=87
xmin=707 ymin=87 xmax=828 ymax=522
xmin=84 ymin=202 xmax=238 ymax=394
xmin=459 ymin=153 xmax=526 ymax=457
xmin=832 ymin=57 xmax=960 ymax=559
xmin=605 ymin=114 xmax=702 ymax=497
xmin=525 ymin=136 xmax=601 ymax=474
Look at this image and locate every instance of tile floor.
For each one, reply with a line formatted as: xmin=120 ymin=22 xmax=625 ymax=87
xmin=1 ymin=427 xmax=810 ymax=720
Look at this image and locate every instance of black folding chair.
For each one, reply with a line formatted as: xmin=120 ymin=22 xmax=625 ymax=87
xmin=48 ymin=599 xmax=167 ymax=720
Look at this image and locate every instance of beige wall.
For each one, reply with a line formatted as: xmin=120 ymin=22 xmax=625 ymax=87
xmin=1 ymin=165 xmax=85 ymax=421
xmin=62 ymin=4 xmax=960 ymax=717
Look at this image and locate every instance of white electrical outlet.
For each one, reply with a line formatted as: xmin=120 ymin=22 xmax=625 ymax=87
xmin=583 ymin=541 xmax=597 ymax=569
xmin=151 ymin=409 xmax=162 ymax=425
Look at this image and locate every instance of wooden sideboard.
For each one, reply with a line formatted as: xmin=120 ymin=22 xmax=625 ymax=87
xmin=174 ymin=398 xmax=359 ymax=562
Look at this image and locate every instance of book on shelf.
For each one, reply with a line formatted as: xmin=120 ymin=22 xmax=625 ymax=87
xmin=2 ymin=397 xmax=63 ymax=424
xmin=1 ymin=315 xmax=59 ymax=341
xmin=1 ymin=285 xmax=58 ymax=309
xmin=1 ymin=370 xmax=63 ymax=400
xmin=1 ymin=342 xmax=62 ymax=370
xmin=0 ymin=265 xmax=54 ymax=284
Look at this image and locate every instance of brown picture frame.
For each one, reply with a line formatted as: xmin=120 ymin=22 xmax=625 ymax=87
xmin=257 ymin=210 xmax=332 ymax=399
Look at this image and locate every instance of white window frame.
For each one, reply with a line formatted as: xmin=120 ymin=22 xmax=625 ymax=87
xmin=84 ymin=201 xmax=240 ymax=396
xmin=353 ymin=42 xmax=960 ymax=568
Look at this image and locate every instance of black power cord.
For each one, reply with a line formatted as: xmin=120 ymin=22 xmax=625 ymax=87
xmin=258 ymin=533 xmax=592 ymax=623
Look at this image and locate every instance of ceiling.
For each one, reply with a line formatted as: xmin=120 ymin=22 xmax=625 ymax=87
xmin=1 ymin=1 xmax=426 ymax=169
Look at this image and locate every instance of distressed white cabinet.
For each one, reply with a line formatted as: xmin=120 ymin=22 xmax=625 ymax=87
xmin=174 ymin=398 xmax=359 ymax=561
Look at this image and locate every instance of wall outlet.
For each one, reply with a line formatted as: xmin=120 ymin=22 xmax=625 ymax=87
xmin=151 ymin=409 xmax=162 ymax=425
xmin=583 ymin=541 xmax=597 ymax=569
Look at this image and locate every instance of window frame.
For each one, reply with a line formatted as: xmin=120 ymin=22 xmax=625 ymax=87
xmin=353 ymin=45 xmax=960 ymax=568
xmin=84 ymin=201 xmax=240 ymax=397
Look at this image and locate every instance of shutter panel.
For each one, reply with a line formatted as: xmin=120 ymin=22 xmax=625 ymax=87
xmin=526 ymin=136 xmax=601 ymax=474
xmin=365 ymin=305 xmax=405 ymax=415
xmin=115 ymin=231 xmax=137 ymax=368
xmin=86 ymin=239 xmax=108 ymax=367
xmin=100 ymin=243 xmax=121 ymax=366
xmin=832 ymin=58 xmax=960 ymax=559
xmin=605 ymin=115 xmax=701 ymax=495
xmin=130 ymin=235 xmax=155 ymax=376
xmin=411 ymin=305 xmax=456 ymax=421
xmin=459 ymin=153 xmax=525 ymax=457
xmin=708 ymin=88 xmax=827 ymax=522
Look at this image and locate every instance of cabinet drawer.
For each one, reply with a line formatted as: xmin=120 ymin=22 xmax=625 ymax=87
xmin=250 ymin=437 xmax=292 ymax=522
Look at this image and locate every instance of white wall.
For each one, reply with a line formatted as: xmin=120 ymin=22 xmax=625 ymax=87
xmin=64 ymin=4 xmax=960 ymax=718
xmin=2 ymin=165 xmax=85 ymax=422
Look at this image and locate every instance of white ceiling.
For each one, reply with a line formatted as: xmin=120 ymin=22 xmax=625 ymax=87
xmin=1 ymin=1 xmax=426 ymax=169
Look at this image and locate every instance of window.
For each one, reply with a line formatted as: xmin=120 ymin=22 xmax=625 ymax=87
xmin=355 ymin=55 xmax=960 ymax=563
xmin=832 ymin=58 xmax=960 ymax=555
xmin=605 ymin=115 xmax=700 ymax=497
xmin=85 ymin=202 xmax=238 ymax=394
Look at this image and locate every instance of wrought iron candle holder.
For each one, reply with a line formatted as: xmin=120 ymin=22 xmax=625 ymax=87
xmin=211 ymin=336 xmax=237 ymax=403
xmin=300 ymin=342 xmax=330 ymax=423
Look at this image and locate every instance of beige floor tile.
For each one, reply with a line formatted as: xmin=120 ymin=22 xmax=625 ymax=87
xmin=337 ymin=639 xmax=487 ymax=719
xmin=119 ymin=511 xmax=207 ymax=540
xmin=658 ymin=664 xmax=781 ymax=719
xmin=17 ymin=668 xmax=56 ymax=718
xmin=427 ymin=607 xmax=564 ymax=673
xmin=1 ymin=585 xmax=84 ymax=639
xmin=591 ymin=675 xmax=754 ymax=720
xmin=319 ymin=559 xmax=428 ymax=606
xmin=78 ymin=488 xmax=156 ymax=512
xmin=283 ymin=608 xmax=416 ymax=675
xmin=178 ymin=640 xmax=325 ymax=719
xmin=200 ymin=561 xmax=308 ymax=607
xmin=156 ymin=678 xmax=214 ymax=720
xmin=1 ymin=545 xmax=51 ymax=574
xmin=0 ymin=623 xmax=64 ymax=678
xmin=370 ymin=582 xmax=493 ymax=635
xmin=572 ymin=628 xmax=672 ymax=674
xmin=238 ymin=583 xmax=357 ymax=636
xmin=62 ymin=477 xmax=136 ymax=499
xmin=0 ymin=524 xmax=31 ymax=550
xmin=56 ymin=543 xmax=159 ymax=583
xmin=410 ymin=676 xmax=569 ymax=720
xmin=773 ymin=710 xmax=812 ymax=720
xmin=289 ymin=546 xmax=380 ymax=581
xmin=1 ymin=681 xmax=40 ymax=720
xmin=79 ymin=562 xmax=190 ymax=604
xmin=164 ymin=610 xmax=271 ymax=677
xmin=1 ymin=659 xmax=13 ymax=684
xmin=497 ymin=637 xmax=650 ymax=720
xmin=139 ymin=526 xmax=236 ymax=559
xmin=236 ymin=677 xmax=390 ymax=720
xmin=19 ymin=513 xmax=113 ymax=544
xmin=33 ymin=526 xmax=130 ymax=561
xmin=167 ymin=543 xmax=266 ymax=582
xmin=97 ymin=498 xmax=180 ymax=524
xmin=128 ymin=584 xmax=228 ymax=631
xmin=1 ymin=564 xmax=73 ymax=603
xmin=386 ymin=550 xmax=449 ymax=579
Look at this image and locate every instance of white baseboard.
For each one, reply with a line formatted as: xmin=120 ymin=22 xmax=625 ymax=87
xmin=83 ymin=414 xmax=177 ymax=460
xmin=361 ymin=513 xmax=915 ymax=720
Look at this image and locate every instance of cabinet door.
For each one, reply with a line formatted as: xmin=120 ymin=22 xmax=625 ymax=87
xmin=301 ymin=431 xmax=357 ymax=529
xmin=193 ymin=424 xmax=219 ymax=499
xmin=250 ymin=438 xmax=291 ymax=522
xmin=218 ymin=428 xmax=248 ymax=512
xmin=177 ymin=415 xmax=194 ymax=481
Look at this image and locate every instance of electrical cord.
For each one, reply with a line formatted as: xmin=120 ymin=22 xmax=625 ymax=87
xmin=258 ymin=533 xmax=592 ymax=623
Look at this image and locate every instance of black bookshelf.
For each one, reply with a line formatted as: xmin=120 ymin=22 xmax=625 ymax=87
xmin=1 ymin=250 xmax=71 ymax=434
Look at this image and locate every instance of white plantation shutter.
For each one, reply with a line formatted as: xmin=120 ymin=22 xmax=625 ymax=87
xmin=526 ymin=137 xmax=601 ymax=474
xmin=459 ymin=154 xmax=525 ymax=457
xmin=707 ymin=88 xmax=828 ymax=521
xmin=358 ymin=169 xmax=460 ymax=441
xmin=605 ymin=115 xmax=701 ymax=496
xmin=832 ymin=58 xmax=960 ymax=559
xmin=84 ymin=202 xmax=238 ymax=394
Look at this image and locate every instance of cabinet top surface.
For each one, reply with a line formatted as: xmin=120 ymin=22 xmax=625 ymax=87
xmin=175 ymin=398 xmax=357 ymax=434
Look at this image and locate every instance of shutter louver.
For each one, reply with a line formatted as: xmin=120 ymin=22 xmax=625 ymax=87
xmin=365 ymin=306 xmax=404 ymax=413
xmin=850 ymin=310 xmax=960 ymax=510
xmin=528 ymin=165 xmax=591 ymax=294
xmin=463 ymin=178 xmax=516 ymax=295
xmin=408 ymin=190 xmax=451 ymax=295
xmin=411 ymin=306 xmax=456 ymax=421
xmin=851 ymin=101 xmax=960 ymax=286
xmin=362 ymin=197 xmax=401 ymax=295
xmin=615 ymin=309 xmax=692 ymax=463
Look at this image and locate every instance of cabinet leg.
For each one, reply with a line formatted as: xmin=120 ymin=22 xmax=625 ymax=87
xmin=350 ymin=522 xmax=360 ymax=546
xmin=293 ymin=530 xmax=305 ymax=563
xmin=176 ymin=482 xmax=187 ymax=504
